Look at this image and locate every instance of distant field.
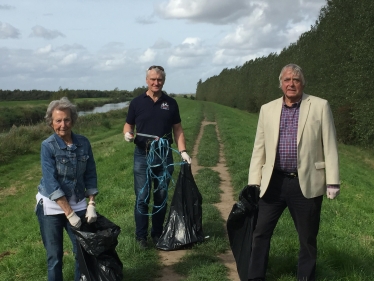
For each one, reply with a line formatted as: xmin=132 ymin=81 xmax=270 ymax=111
xmin=0 ymin=98 xmax=111 ymax=107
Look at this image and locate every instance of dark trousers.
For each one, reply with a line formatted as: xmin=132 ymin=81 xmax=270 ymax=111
xmin=248 ymin=171 xmax=323 ymax=281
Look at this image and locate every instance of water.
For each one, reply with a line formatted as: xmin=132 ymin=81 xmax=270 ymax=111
xmin=78 ymin=101 xmax=129 ymax=116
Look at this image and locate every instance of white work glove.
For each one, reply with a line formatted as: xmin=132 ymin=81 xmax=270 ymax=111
xmin=124 ymin=132 xmax=134 ymax=142
xmin=180 ymin=151 xmax=191 ymax=164
xmin=326 ymin=186 xmax=340 ymax=199
xmin=67 ymin=211 xmax=82 ymax=229
xmin=85 ymin=202 xmax=97 ymax=224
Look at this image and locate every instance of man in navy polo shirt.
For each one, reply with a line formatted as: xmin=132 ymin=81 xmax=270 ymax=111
xmin=123 ymin=65 xmax=191 ymax=249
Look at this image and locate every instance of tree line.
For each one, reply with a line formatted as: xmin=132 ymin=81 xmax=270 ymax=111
xmin=0 ymin=86 xmax=149 ymax=131
xmin=0 ymin=86 xmax=148 ymax=101
xmin=196 ymin=0 xmax=374 ymax=147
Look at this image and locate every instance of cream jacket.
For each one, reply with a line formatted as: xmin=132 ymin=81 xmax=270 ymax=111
xmin=248 ymin=94 xmax=340 ymax=198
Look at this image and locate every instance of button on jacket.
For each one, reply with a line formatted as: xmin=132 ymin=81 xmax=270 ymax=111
xmin=38 ymin=132 xmax=98 ymax=202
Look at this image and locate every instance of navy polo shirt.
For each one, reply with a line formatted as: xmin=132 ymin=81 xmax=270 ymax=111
xmin=126 ymin=92 xmax=181 ymax=149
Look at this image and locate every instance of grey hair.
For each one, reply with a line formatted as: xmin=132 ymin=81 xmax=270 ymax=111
xmin=146 ymin=67 xmax=166 ymax=79
xmin=45 ymin=97 xmax=78 ymax=126
xmin=278 ymin=63 xmax=306 ymax=88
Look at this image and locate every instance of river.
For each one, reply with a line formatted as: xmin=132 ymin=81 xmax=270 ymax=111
xmin=78 ymin=101 xmax=129 ymax=116
xmin=0 ymin=101 xmax=130 ymax=134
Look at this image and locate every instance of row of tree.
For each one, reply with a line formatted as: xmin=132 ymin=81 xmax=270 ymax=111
xmin=196 ymin=0 xmax=374 ymax=147
xmin=0 ymin=86 xmax=150 ymax=131
xmin=0 ymin=87 xmax=139 ymax=101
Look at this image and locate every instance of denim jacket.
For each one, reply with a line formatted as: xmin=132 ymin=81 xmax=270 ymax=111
xmin=37 ymin=132 xmax=98 ymax=202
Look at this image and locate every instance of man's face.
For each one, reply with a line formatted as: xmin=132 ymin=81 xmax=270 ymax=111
xmin=281 ymin=68 xmax=304 ymax=103
xmin=146 ymin=70 xmax=165 ymax=93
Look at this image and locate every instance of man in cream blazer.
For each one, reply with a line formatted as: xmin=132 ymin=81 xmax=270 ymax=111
xmin=247 ymin=64 xmax=340 ymax=281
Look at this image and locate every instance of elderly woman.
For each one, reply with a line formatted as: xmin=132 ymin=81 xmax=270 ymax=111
xmin=35 ymin=97 xmax=98 ymax=281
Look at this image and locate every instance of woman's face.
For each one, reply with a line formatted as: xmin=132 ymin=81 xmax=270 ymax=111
xmin=51 ymin=108 xmax=73 ymax=139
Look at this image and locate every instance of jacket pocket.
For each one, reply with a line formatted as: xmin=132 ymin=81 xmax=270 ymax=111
xmin=315 ymin=162 xmax=325 ymax=169
xmin=77 ymin=155 xmax=89 ymax=174
xmin=56 ymin=156 xmax=72 ymax=176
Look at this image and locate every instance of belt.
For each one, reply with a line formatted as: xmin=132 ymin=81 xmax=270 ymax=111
xmin=274 ymin=169 xmax=298 ymax=178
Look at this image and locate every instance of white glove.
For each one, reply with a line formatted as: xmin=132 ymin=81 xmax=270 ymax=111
xmin=327 ymin=186 xmax=340 ymax=199
xmin=181 ymin=151 xmax=191 ymax=164
xmin=85 ymin=202 xmax=97 ymax=224
xmin=124 ymin=132 xmax=134 ymax=142
xmin=67 ymin=211 xmax=82 ymax=229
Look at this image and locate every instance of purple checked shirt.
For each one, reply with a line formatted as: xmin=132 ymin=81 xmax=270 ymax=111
xmin=274 ymin=100 xmax=301 ymax=172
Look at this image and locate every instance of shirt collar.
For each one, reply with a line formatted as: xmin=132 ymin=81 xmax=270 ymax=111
xmin=283 ymin=95 xmax=302 ymax=108
xmin=54 ymin=132 xmax=80 ymax=149
xmin=143 ymin=91 xmax=165 ymax=101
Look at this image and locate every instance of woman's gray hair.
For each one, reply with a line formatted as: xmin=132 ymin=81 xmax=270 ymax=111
xmin=45 ymin=97 xmax=78 ymax=126
xmin=146 ymin=66 xmax=166 ymax=79
xmin=278 ymin=63 xmax=306 ymax=88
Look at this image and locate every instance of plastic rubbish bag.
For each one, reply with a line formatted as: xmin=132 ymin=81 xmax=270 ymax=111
xmin=73 ymin=213 xmax=123 ymax=281
xmin=156 ymin=163 xmax=205 ymax=250
xmin=227 ymin=185 xmax=260 ymax=281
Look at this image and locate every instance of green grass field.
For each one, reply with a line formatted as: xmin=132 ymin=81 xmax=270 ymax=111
xmin=0 ymin=98 xmax=374 ymax=280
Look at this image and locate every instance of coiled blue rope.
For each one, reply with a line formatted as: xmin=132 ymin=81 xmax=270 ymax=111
xmin=136 ymin=136 xmax=187 ymax=216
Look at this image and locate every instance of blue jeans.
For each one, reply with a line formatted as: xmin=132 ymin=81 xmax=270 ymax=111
xmin=36 ymin=199 xmax=86 ymax=281
xmin=133 ymin=146 xmax=174 ymax=240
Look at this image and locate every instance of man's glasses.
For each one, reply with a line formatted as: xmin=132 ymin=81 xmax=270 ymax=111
xmin=148 ymin=65 xmax=164 ymax=71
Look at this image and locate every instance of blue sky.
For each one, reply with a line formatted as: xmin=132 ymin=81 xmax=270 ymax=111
xmin=0 ymin=0 xmax=326 ymax=94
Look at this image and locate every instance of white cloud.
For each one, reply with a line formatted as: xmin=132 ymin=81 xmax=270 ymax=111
xmin=36 ymin=44 xmax=53 ymax=54
xmin=172 ymin=37 xmax=208 ymax=56
xmin=0 ymin=22 xmax=20 ymax=39
xmin=218 ymin=0 xmax=325 ymax=53
xmin=60 ymin=53 xmax=78 ymax=65
xmin=139 ymin=48 xmax=157 ymax=63
xmin=30 ymin=25 xmax=65 ymax=40
xmin=152 ymin=38 xmax=172 ymax=49
xmin=166 ymin=37 xmax=209 ymax=68
xmin=156 ymin=0 xmax=250 ymax=24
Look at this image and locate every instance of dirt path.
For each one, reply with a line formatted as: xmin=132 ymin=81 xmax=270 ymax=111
xmin=155 ymin=120 xmax=239 ymax=281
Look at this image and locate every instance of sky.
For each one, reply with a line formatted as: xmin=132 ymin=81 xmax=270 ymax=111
xmin=0 ymin=0 xmax=327 ymax=94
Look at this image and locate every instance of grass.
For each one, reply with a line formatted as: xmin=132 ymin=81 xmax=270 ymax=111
xmin=197 ymin=124 xmax=220 ymax=167
xmin=1 ymin=98 xmax=374 ymax=280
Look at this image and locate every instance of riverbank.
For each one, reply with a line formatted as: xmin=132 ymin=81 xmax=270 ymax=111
xmin=0 ymin=108 xmax=126 ymax=164
xmin=0 ymin=97 xmax=129 ymax=132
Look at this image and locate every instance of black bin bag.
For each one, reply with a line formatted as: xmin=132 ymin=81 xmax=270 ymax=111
xmin=73 ymin=213 xmax=123 ymax=281
xmin=156 ymin=163 xmax=205 ymax=250
xmin=227 ymin=185 xmax=260 ymax=281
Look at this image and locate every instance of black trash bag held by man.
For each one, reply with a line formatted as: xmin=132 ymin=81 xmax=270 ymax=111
xmin=227 ymin=185 xmax=260 ymax=281
xmin=156 ymin=163 xmax=204 ymax=250
xmin=73 ymin=213 xmax=123 ymax=281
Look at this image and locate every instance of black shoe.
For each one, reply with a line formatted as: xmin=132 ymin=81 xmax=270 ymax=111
xmin=152 ymin=236 xmax=160 ymax=245
xmin=136 ymin=238 xmax=148 ymax=249
xmin=249 ymin=279 xmax=264 ymax=281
